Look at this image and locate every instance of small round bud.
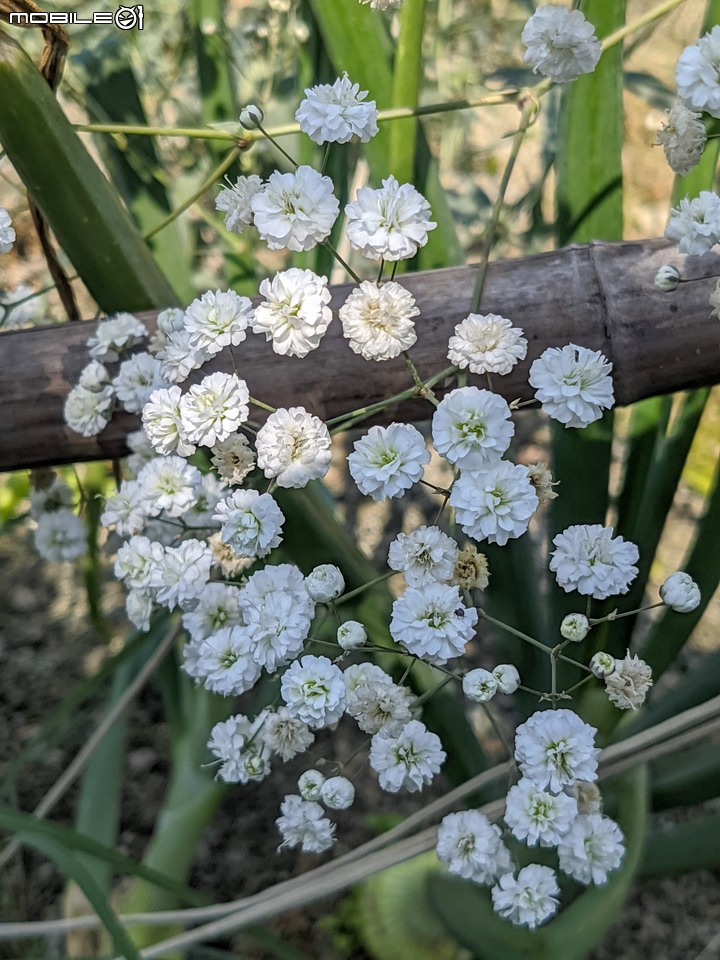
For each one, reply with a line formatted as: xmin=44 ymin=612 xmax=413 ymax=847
xmin=298 ymin=768 xmax=326 ymax=801
xmin=492 ymin=663 xmax=520 ymax=694
xmin=320 ymin=776 xmax=355 ymax=810
xmin=560 ymin=613 xmax=590 ymax=642
xmin=660 ymin=571 xmax=701 ymax=613
xmin=654 ymin=265 xmax=680 ymax=292
xmin=306 ymin=564 xmax=345 ymax=603
xmin=590 ymin=651 xmax=616 ymax=679
xmin=239 ymin=105 xmax=264 ymax=130
xmin=244 ymin=755 xmax=267 ymax=779
xmin=462 ymin=668 xmax=498 ymax=702
xmin=156 ymin=307 xmax=185 ymax=335
xmin=337 ymin=620 xmax=367 ymax=651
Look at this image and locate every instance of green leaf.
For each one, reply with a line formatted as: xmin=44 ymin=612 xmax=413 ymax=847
xmin=74 ymin=37 xmax=194 ymax=303
xmin=306 ymin=0 xmax=462 ymax=268
xmin=357 ymin=853 xmax=461 ymax=960
xmin=651 ymin=743 xmax=720 ymax=811
xmin=428 ymin=767 xmax=648 ymax=960
xmin=0 ymin=30 xmax=179 ymax=312
xmin=10 ymin=831 xmax=143 ymax=960
xmin=550 ymin=0 xmax=626 ymax=670
xmin=640 ymin=813 xmax=720 ymax=877
xmin=639 ymin=455 xmax=720 ymax=677
xmin=388 ymin=0 xmax=426 ymax=185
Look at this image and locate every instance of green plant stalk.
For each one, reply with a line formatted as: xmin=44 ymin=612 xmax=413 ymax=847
xmin=0 ymin=31 xmax=179 ymax=312
xmin=190 ymin=0 xmax=237 ymax=162
xmin=389 ymin=0 xmax=426 ymax=185
xmin=114 ymin=682 xmax=230 ymax=951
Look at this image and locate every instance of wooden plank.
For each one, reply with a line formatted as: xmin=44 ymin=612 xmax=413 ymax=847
xmin=1 ymin=238 xmax=718 ymax=472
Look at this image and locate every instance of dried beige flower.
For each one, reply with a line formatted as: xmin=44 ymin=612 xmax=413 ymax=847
xmin=452 ymin=544 xmax=490 ymax=591
xmin=604 ymin=652 xmax=653 ymax=710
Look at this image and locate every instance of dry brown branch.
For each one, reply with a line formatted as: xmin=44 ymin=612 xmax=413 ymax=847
xmin=1 ymin=238 xmax=718 ymax=473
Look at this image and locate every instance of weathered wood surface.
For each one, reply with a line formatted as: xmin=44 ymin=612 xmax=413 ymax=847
xmin=1 ymin=238 xmax=719 ymax=472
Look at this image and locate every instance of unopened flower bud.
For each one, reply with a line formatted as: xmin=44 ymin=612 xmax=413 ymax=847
xmin=560 ymin=613 xmax=590 ymax=642
xmin=156 ymin=307 xmax=185 ymax=335
xmin=462 ymin=668 xmax=498 ymax=702
xmin=320 ymin=776 xmax=355 ymax=810
xmin=660 ymin=571 xmax=701 ymax=613
xmin=244 ymin=755 xmax=267 ymax=779
xmin=239 ymin=104 xmax=264 ymax=129
xmin=298 ymin=768 xmax=325 ymax=801
xmin=452 ymin=544 xmax=490 ymax=591
xmin=573 ymin=780 xmax=602 ymax=815
xmin=492 ymin=663 xmax=520 ymax=694
xmin=654 ymin=265 xmax=680 ymax=291
xmin=337 ymin=620 xmax=367 ymax=651
xmin=590 ymin=651 xmax=615 ymax=679
xmin=306 ymin=564 xmax=345 ymax=603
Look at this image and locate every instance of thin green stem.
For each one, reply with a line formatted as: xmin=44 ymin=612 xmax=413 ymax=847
xmin=144 ymin=145 xmax=242 ymax=241
xmin=322 ymin=240 xmax=362 ymax=284
xmin=477 ymin=607 xmax=552 ymax=655
xmin=403 ymin=352 xmax=439 ymax=406
xmin=469 ymin=95 xmax=538 ymax=313
xmin=335 ymin=571 xmax=395 ymax=606
xmin=74 ymin=91 xmax=522 ymax=142
xmin=565 ymin=673 xmax=595 ymax=695
xmin=256 ymin=122 xmax=298 ymax=169
xmin=600 ymin=0 xmax=689 ymax=52
xmin=588 ymin=601 xmax=664 ymax=626
xmin=248 ymin=396 xmax=277 ymax=414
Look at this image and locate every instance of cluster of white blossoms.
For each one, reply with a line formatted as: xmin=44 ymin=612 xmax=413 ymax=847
xmin=55 ymin=54 xmax=704 ymax=919
xmin=437 ymin=709 xmax=624 ymax=929
xmin=0 ymin=207 xmax=16 ymax=254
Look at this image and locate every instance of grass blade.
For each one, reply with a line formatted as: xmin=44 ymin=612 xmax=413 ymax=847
xmin=0 ymin=30 xmax=179 ymax=311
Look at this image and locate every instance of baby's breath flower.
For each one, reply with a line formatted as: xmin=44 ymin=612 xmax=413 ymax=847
xmin=263 ymin=708 xmax=315 ymax=761
xmin=281 ymin=655 xmax=347 ymax=728
xmin=345 ymin=175 xmax=436 ymax=262
xmin=550 ymin=524 xmax=638 ymax=600
xmin=527 ymin=462 xmax=559 ymax=504
xmin=251 ymin=166 xmax=339 ymax=252
xmin=337 ymin=620 xmax=367 ymax=651
xmin=348 ymin=423 xmax=430 ymax=500
xmin=557 ymin=814 xmax=624 ymax=885
xmin=305 ymin=564 xmax=345 ymax=602
xmin=34 ymin=509 xmax=87 ymax=562
xmin=529 ymin=344 xmax=614 ymax=428
xmin=656 ymin=102 xmax=707 ymax=175
xmin=436 ymin=810 xmax=511 ymax=884
xmin=604 ymin=652 xmax=652 ymax=710
xmin=514 ymin=708 xmax=600 ymax=793
xmin=450 ymin=462 xmax=538 ymax=547
xmin=447 ymin=313 xmax=527 ymax=376
xmin=213 ymin=489 xmax=285 ymax=558
xmin=113 ymin=352 xmax=164 ymax=414
xmin=215 ymin=174 xmax=263 ymax=233
xmin=666 ymin=192 xmax=720 ymax=256
xmin=339 ymin=280 xmax=419 ymax=361
xmin=521 ymin=5 xmax=601 ymax=83
xmin=87 ymin=312 xmax=147 ymax=361
xmin=253 ymin=268 xmax=332 ymax=358
xmin=388 ymin=525 xmax=458 ymax=588
xmin=296 ymin=74 xmax=378 ymax=144
xmin=0 ymin=208 xmax=16 ymax=254
xmin=676 ymin=26 xmax=720 ymax=118
xmin=452 ymin=544 xmax=490 ymax=591
xmin=256 ymin=407 xmax=331 ymax=487
xmin=183 ymin=289 xmax=253 ymax=356
xmin=208 ymin=713 xmax=271 ymax=784
xmin=493 ymin=663 xmax=520 ymax=694
xmin=504 ymin=778 xmax=578 ymax=847
xmin=180 ymin=372 xmax=250 ymax=447
xmin=432 ymin=387 xmax=514 ymax=472
xmin=276 ymin=794 xmax=335 ymax=853
xmin=491 ymin=865 xmax=560 ymax=929
xmin=142 ymin=386 xmax=196 ymax=458
xmin=390 ymin=583 xmax=478 ymax=666
xmin=369 ymin=720 xmax=445 ymax=793
xmin=211 ymin=433 xmax=256 ymax=486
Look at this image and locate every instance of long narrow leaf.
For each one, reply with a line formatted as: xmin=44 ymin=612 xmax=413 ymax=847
xmin=0 ymin=30 xmax=179 ymax=311
xmin=0 ymin=807 xmax=207 ymax=907
xmin=12 ymin=832 xmax=142 ymax=960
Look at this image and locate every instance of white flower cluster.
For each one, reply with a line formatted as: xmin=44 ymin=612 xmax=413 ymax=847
xmin=0 ymin=207 xmax=16 ymax=254
xmin=437 ymin=709 xmax=624 ymax=929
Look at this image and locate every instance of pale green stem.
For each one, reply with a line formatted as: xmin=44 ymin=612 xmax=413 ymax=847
xmin=335 ymin=571 xmax=395 ymax=606
xmin=469 ymin=94 xmax=539 ymax=313
xmin=600 ymin=0 xmax=689 ymax=51
xmin=588 ymin=600 xmax=664 ymax=626
xmin=73 ymin=91 xmax=521 ymax=141
xmin=403 ymin=351 xmax=439 ymax=406
xmin=144 ymin=145 xmax=241 ymax=241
